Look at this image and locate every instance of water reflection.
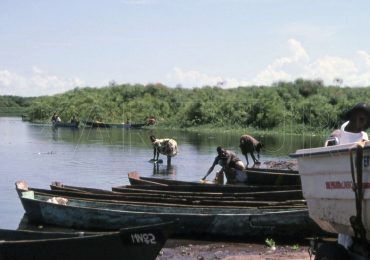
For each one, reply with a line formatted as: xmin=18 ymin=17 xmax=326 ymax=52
xmin=152 ymin=163 xmax=177 ymax=175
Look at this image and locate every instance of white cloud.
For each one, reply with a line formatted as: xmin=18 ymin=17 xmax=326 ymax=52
xmin=0 ymin=68 xmax=84 ymax=96
xmin=166 ymin=39 xmax=370 ymax=88
xmin=165 ymin=67 xmax=249 ymax=88
xmin=357 ymin=50 xmax=370 ymax=67
xmin=251 ymin=39 xmax=370 ymax=87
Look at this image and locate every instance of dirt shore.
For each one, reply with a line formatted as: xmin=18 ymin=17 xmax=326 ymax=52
xmin=157 ymin=239 xmax=312 ymax=260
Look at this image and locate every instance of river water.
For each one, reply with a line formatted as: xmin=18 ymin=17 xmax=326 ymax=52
xmin=0 ymin=117 xmax=325 ymax=229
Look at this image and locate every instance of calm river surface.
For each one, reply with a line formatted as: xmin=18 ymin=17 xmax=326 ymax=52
xmin=0 ymin=117 xmax=325 ymax=229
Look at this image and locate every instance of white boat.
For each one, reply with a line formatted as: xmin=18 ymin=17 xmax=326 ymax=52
xmin=291 ymin=141 xmax=370 ymax=240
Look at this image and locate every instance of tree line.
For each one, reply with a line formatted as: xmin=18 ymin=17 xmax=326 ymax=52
xmin=2 ymin=79 xmax=370 ymax=133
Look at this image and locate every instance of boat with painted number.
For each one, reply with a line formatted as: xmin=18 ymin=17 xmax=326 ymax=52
xmin=291 ymin=141 xmax=370 ymax=258
xmin=0 ymin=222 xmax=172 ymax=260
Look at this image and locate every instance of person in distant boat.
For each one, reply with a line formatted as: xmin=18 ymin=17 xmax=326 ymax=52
xmin=149 ymin=135 xmax=178 ymax=165
xmin=51 ymin=112 xmax=58 ymax=123
xmin=147 ymin=116 xmax=156 ymax=125
xmin=70 ymin=115 xmax=78 ymax=124
xmin=326 ymin=102 xmax=370 ymax=251
xmin=203 ymin=146 xmax=246 ymax=184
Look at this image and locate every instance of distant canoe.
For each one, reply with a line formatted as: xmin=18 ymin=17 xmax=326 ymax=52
xmin=52 ymin=121 xmax=79 ymax=128
xmin=0 ymin=223 xmax=172 ymax=260
xmin=84 ymin=121 xmax=146 ymax=129
xmin=17 ymin=188 xmax=321 ymax=238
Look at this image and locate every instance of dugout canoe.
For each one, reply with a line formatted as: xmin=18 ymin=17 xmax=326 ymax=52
xmin=52 ymin=121 xmax=79 ymax=128
xmin=49 ymin=181 xmax=304 ymax=201
xmin=16 ymin=188 xmax=321 ymax=238
xmin=0 ymin=222 xmax=172 ymax=260
xmin=114 ymin=184 xmax=301 ymax=194
xmin=128 ymin=171 xmax=301 ymax=187
xmin=17 ymin=181 xmax=305 ymax=208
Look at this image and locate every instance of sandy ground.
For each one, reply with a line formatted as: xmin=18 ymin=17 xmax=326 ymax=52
xmin=157 ymin=239 xmax=312 ymax=260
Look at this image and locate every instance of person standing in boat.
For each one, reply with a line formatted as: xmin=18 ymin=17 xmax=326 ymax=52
xmin=202 ymin=146 xmax=246 ymax=184
xmin=51 ymin=112 xmax=58 ymax=123
xmin=327 ymin=102 xmax=370 ymax=250
xmin=328 ymin=102 xmax=370 ymax=146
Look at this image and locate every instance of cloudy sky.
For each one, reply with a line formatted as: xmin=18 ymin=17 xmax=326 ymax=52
xmin=1 ymin=0 xmax=370 ymax=96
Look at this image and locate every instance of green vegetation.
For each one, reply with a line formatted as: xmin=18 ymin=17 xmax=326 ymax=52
xmin=0 ymin=95 xmax=35 ymax=116
xmin=265 ymin=238 xmax=276 ymax=250
xmin=2 ymin=79 xmax=370 ymax=134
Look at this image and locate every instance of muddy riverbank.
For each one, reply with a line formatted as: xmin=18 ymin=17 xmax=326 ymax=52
xmin=158 ymin=238 xmax=313 ymax=260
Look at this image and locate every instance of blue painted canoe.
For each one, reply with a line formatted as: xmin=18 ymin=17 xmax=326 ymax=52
xmin=17 ymin=188 xmax=323 ymax=238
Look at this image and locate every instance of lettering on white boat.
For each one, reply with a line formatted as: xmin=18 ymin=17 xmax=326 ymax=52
xmin=131 ymin=233 xmax=156 ymax=244
xmin=326 ymin=181 xmax=370 ymax=189
xmin=364 ymin=155 xmax=369 ymax=167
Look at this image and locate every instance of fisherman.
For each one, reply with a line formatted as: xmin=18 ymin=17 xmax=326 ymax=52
xmin=202 ymin=146 xmax=246 ymax=184
xmin=51 ymin=112 xmax=58 ymax=123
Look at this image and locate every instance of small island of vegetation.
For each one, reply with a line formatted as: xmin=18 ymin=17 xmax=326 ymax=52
xmin=1 ymin=79 xmax=369 ymax=135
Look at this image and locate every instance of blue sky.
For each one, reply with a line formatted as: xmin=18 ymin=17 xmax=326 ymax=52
xmin=1 ymin=0 xmax=370 ymax=96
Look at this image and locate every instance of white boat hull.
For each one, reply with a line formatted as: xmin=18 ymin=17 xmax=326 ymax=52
xmin=292 ymin=142 xmax=370 ymax=239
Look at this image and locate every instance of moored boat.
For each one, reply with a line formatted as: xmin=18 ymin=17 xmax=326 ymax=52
xmin=114 ymin=184 xmax=301 ymax=194
xmin=48 ymin=181 xmax=304 ymax=201
xmin=0 ymin=222 xmax=172 ymax=260
xmin=129 ymin=170 xmax=301 ymax=187
xmin=16 ymin=185 xmax=321 ymax=238
xmin=291 ymin=141 xmax=370 ymax=258
xmin=17 ymin=181 xmax=306 ymax=207
xmin=84 ymin=121 xmax=146 ymax=129
xmin=52 ymin=121 xmax=79 ymax=128
xmin=291 ymin=142 xmax=370 ymax=240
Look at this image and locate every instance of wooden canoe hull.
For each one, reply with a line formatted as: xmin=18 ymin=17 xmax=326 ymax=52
xmin=113 ymin=184 xmax=301 ymax=194
xmin=129 ymin=171 xmax=301 ymax=187
xmin=26 ymin=185 xmax=306 ymax=208
xmin=0 ymin=223 xmax=172 ymax=260
xmin=52 ymin=121 xmax=79 ymax=128
xmin=18 ymin=190 xmax=322 ymax=238
xmin=48 ymin=182 xmax=304 ymax=201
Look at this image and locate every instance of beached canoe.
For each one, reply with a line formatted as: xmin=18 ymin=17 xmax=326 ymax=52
xmin=49 ymin=181 xmax=304 ymax=201
xmin=114 ymin=184 xmax=301 ymax=194
xmin=0 ymin=223 xmax=172 ymax=260
xmin=16 ymin=188 xmax=321 ymax=238
xmin=128 ymin=171 xmax=301 ymax=187
xmin=18 ymin=181 xmax=305 ymax=208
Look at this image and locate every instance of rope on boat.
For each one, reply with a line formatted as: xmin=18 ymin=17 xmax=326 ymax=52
xmin=349 ymin=143 xmax=369 ymax=257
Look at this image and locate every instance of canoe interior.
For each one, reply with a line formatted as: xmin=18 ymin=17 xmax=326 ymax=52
xmin=129 ymin=171 xmax=301 ymax=187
